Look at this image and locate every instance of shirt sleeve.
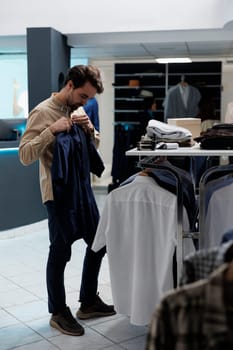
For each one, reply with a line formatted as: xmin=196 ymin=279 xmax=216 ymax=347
xmin=19 ymin=109 xmax=55 ymax=165
xmin=91 ymin=197 xmax=110 ymax=252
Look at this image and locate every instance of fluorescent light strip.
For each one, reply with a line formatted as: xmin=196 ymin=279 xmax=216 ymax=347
xmin=156 ymin=58 xmax=192 ymax=64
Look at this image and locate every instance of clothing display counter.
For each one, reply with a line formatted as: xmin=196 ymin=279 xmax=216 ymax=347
xmin=0 ymin=146 xmax=47 ymax=231
xmin=126 ymin=145 xmax=233 ymax=282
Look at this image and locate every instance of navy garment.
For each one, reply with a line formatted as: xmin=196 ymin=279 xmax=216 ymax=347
xmin=111 ymin=123 xmax=141 ymax=185
xmin=149 ymin=168 xmax=197 ymax=230
xmin=51 ymin=124 xmax=105 ymax=245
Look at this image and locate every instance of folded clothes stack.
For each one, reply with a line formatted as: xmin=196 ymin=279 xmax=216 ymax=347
xmin=146 ymin=119 xmax=193 ymax=146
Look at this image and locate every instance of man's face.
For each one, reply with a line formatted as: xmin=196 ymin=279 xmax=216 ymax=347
xmin=67 ymin=81 xmax=97 ymax=111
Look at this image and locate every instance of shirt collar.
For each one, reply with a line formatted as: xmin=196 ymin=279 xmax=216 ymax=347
xmin=51 ymin=93 xmax=72 ymax=116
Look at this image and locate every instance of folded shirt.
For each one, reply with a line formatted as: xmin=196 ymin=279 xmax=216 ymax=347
xmin=146 ymin=119 xmax=192 ymax=142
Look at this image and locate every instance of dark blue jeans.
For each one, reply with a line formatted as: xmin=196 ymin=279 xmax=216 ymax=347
xmin=45 ymin=201 xmax=106 ymax=314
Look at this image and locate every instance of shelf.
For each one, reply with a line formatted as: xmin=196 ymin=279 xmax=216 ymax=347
xmin=114 ymin=109 xmax=142 ymax=113
xmin=115 ymin=97 xmax=164 ymax=101
xmin=114 ymin=85 xmax=165 ymax=89
xmin=114 ymin=109 xmax=164 ymax=113
xmin=115 ymin=97 xmax=144 ymax=101
xmin=168 ymin=72 xmax=221 ymax=76
xmin=115 ymin=73 xmax=164 ymax=77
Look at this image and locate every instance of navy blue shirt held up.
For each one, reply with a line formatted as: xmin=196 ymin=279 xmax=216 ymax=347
xmin=51 ymin=124 xmax=105 ymax=245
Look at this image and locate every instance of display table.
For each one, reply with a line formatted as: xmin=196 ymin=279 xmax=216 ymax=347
xmin=126 ymin=143 xmax=233 ymax=157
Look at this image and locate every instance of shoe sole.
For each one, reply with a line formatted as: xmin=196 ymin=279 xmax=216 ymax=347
xmin=76 ymin=310 xmax=116 ymax=320
xmin=50 ymin=319 xmax=85 ymax=336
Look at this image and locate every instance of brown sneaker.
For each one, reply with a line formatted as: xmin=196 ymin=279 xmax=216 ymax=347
xmin=50 ymin=306 xmax=84 ymax=336
xmin=76 ymin=294 xmax=116 ymax=320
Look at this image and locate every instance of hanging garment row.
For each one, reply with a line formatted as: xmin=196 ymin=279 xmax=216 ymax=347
xmin=92 ymin=162 xmax=196 ymax=326
xmin=146 ymin=261 xmax=233 ymax=349
xmin=199 ymin=163 xmax=233 ymax=249
xmin=145 ymin=239 xmax=233 ymax=349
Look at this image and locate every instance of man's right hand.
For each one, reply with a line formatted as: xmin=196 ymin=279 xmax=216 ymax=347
xmin=49 ymin=117 xmax=72 ymax=135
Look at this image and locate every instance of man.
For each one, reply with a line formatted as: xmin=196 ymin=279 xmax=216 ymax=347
xmin=19 ymin=65 xmax=116 ymax=336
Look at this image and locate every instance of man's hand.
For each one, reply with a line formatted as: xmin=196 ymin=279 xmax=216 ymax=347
xmin=49 ymin=117 xmax=72 ymax=135
xmin=71 ymin=113 xmax=94 ymax=135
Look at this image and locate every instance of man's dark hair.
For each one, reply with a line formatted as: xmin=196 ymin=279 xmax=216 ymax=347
xmin=64 ymin=65 xmax=104 ymax=93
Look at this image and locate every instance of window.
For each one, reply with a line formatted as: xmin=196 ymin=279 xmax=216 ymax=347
xmin=0 ymin=54 xmax=28 ymax=119
xmin=0 ymin=52 xmax=88 ymax=120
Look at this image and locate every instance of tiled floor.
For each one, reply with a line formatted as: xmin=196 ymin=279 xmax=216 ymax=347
xmin=0 ymin=188 xmax=148 ymax=350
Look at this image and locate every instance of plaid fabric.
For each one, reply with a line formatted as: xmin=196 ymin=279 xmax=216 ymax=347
xmin=180 ymin=241 xmax=233 ymax=286
xmin=145 ymin=264 xmax=233 ymax=350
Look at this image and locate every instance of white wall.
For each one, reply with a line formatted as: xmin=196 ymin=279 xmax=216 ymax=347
xmin=0 ymin=0 xmax=229 ymax=36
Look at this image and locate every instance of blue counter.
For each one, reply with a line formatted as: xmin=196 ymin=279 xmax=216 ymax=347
xmin=0 ymin=147 xmax=47 ymax=231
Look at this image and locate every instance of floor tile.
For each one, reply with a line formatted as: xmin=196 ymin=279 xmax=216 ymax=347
xmin=78 ymin=312 xmax=122 ymax=328
xmin=0 ymin=262 xmax=36 ymax=278
xmin=120 ymin=334 xmax=148 ymax=349
xmin=21 ymin=282 xmax=49 ymax=300
xmin=25 ymin=316 xmax=61 ymax=338
xmin=7 ymin=270 xmax=45 ymax=288
xmin=9 ymin=339 xmax=59 ymax=350
xmin=0 ymin=323 xmax=43 ymax=350
xmin=0 ymin=287 xmax=39 ymax=308
xmin=102 ymin=345 xmax=125 ymax=350
xmin=6 ymin=300 xmax=48 ymax=322
xmin=90 ymin=316 xmax=148 ymax=343
xmin=50 ymin=327 xmax=114 ymax=350
xmin=0 ymin=276 xmax=19 ymax=293
xmin=0 ymin=309 xmax=19 ymax=328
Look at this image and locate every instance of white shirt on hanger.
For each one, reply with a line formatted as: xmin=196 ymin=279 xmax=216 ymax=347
xmin=92 ymin=175 xmax=192 ymax=325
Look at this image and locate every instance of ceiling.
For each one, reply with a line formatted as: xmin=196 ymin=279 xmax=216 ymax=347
xmin=1 ymin=24 xmax=233 ymax=62
xmin=68 ymin=25 xmax=233 ymax=62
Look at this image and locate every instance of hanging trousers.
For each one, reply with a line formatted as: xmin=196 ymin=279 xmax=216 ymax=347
xmin=45 ymin=201 xmax=106 ymax=314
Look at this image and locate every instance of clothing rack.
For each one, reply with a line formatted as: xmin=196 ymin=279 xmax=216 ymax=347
xmin=199 ymin=163 xmax=233 ymax=248
xmin=127 ymin=146 xmax=233 ymax=284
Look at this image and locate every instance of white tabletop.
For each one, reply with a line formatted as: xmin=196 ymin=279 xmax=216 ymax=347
xmin=126 ymin=144 xmax=233 ymax=157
